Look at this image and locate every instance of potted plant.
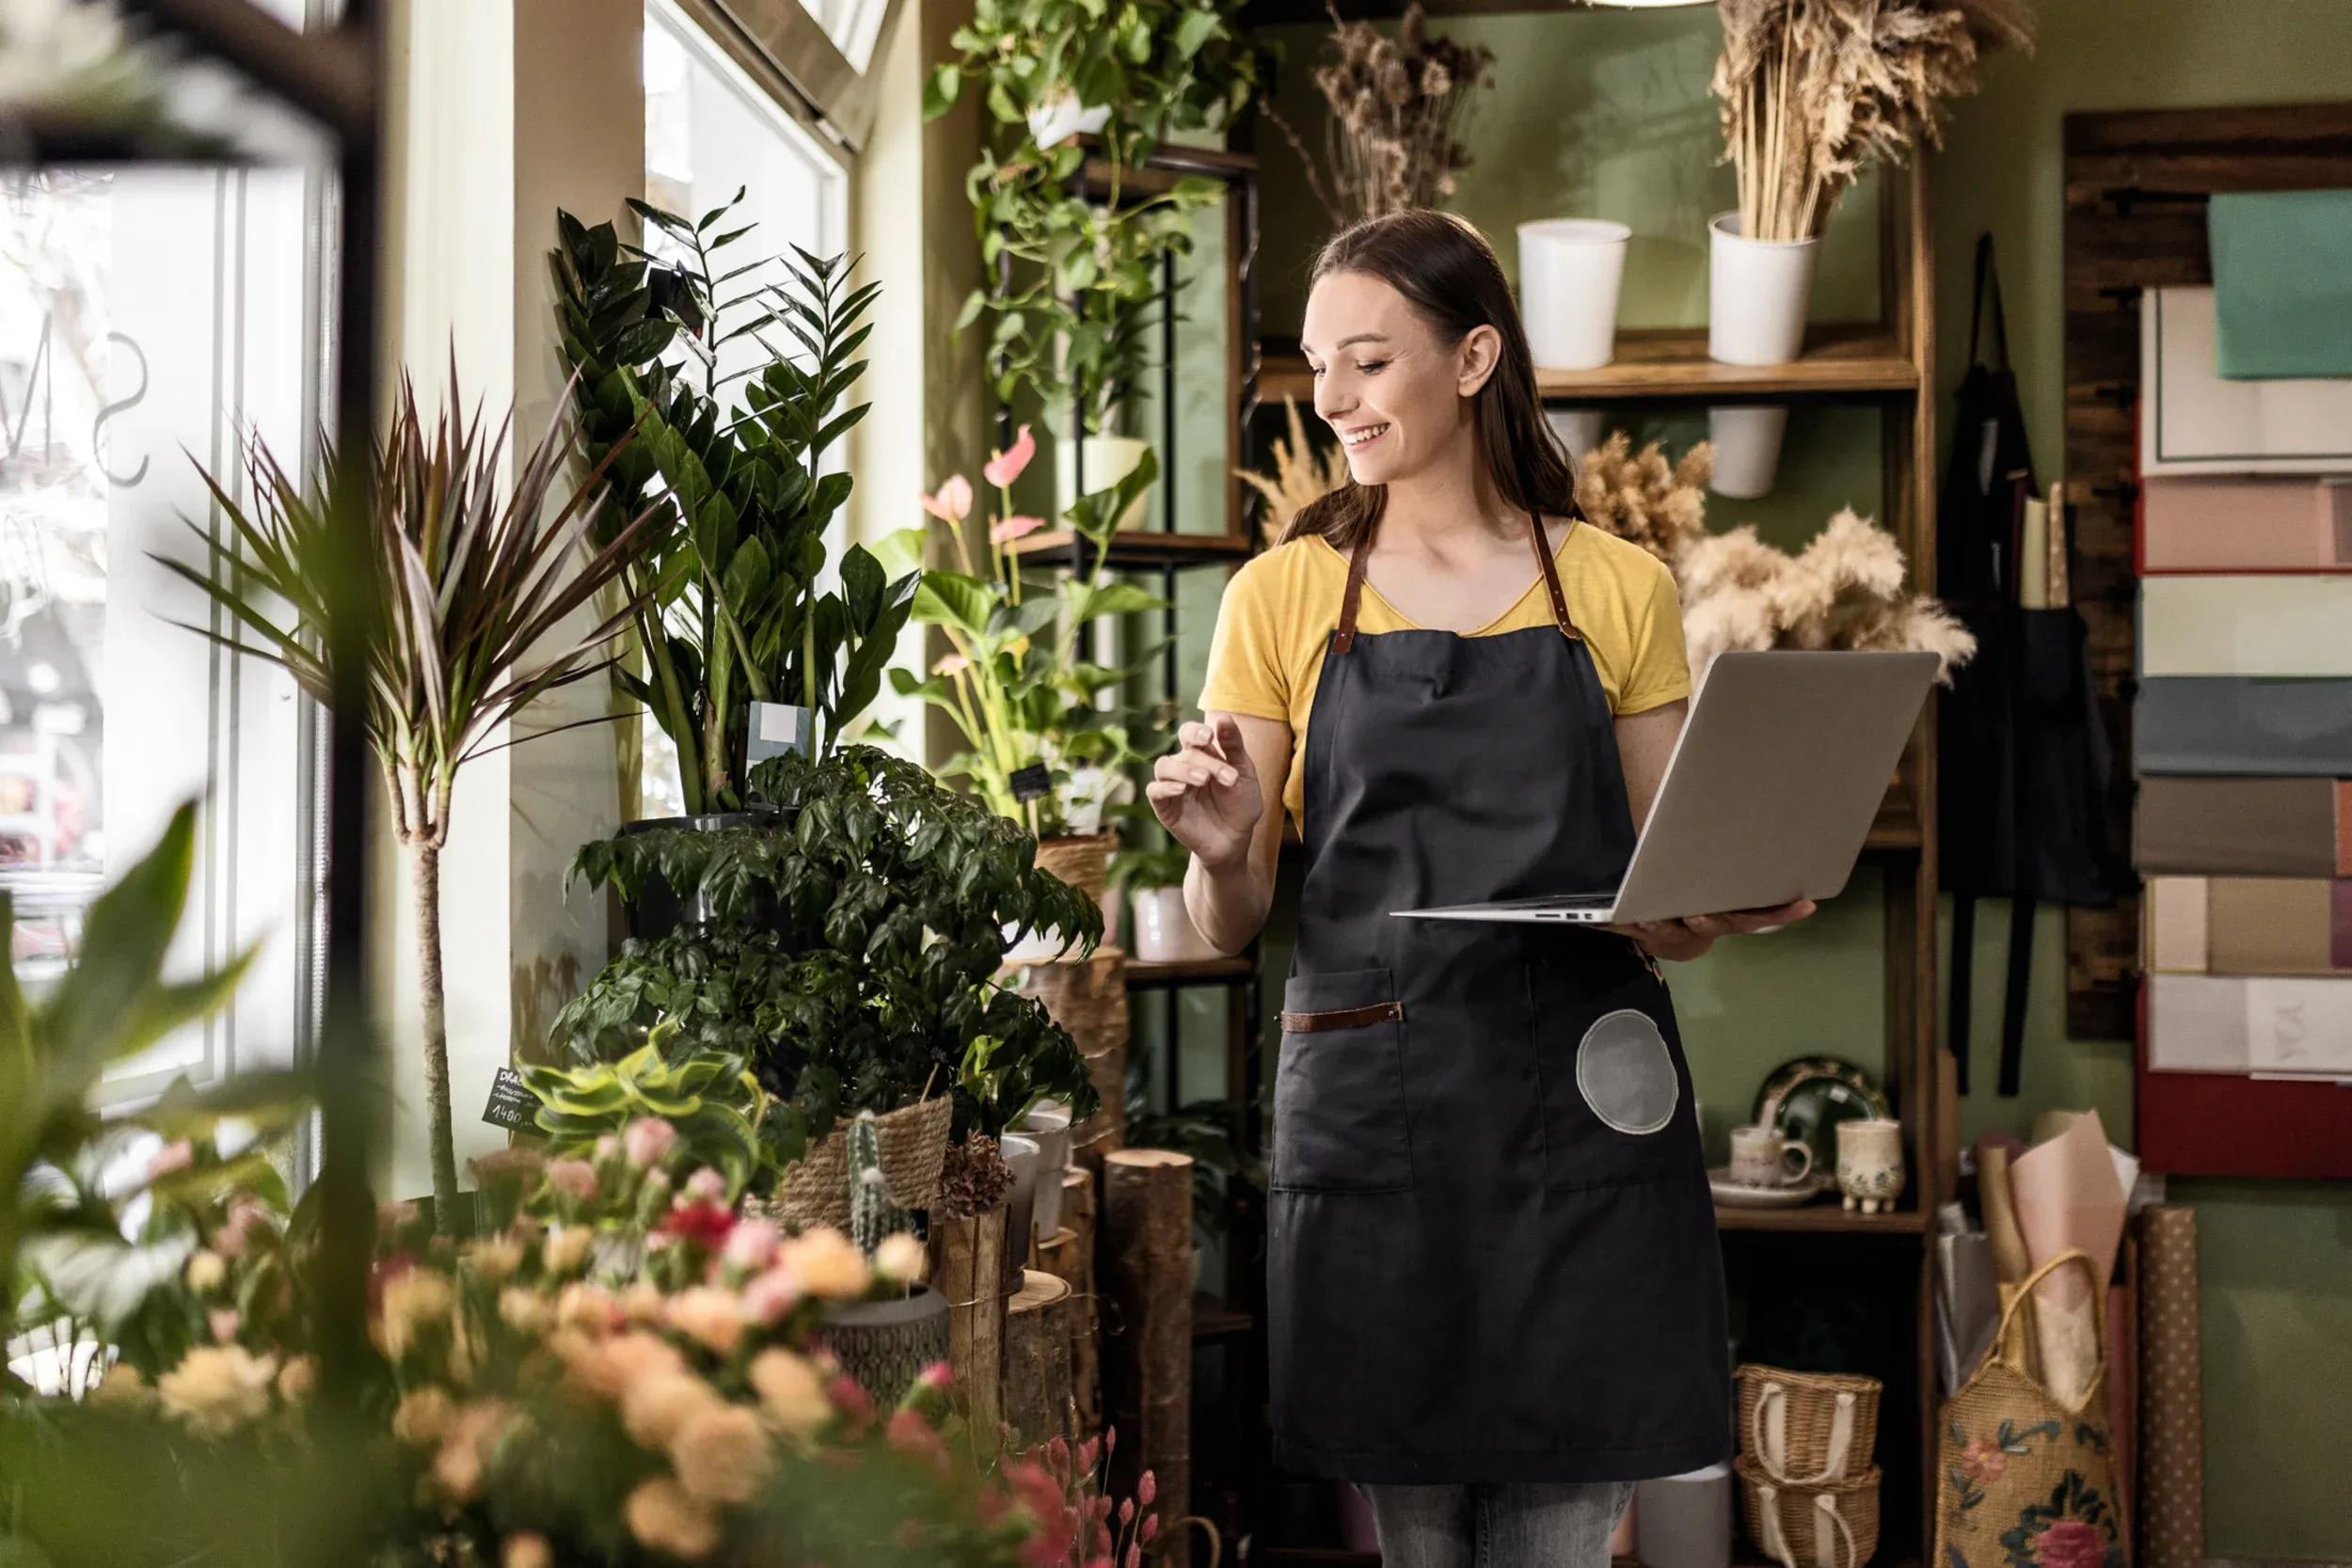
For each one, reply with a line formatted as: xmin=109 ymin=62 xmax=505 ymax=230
xmin=551 ymin=197 xmax=917 ymax=931
xmin=896 ymin=437 xmax=1166 ymax=945
xmin=1108 ymin=833 xmax=1220 ymax=965
xmin=520 ymin=1035 xmax=768 ymax=1195
xmin=925 ymin=0 xmax=1262 ymax=528
xmin=158 ymin=370 xmax=660 ymax=1222
xmin=1705 ymin=0 xmax=2033 ymax=495
xmin=817 ymin=1113 xmax=954 ymax=1404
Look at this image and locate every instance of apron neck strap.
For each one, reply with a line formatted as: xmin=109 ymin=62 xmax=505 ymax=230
xmin=1333 ymin=508 xmax=1583 ymax=653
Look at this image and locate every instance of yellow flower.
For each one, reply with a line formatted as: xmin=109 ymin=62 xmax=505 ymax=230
xmin=621 ymin=1371 xmax=726 ymax=1450
xmin=542 ymin=1225 xmax=594 ymax=1275
xmin=666 ymin=1287 xmax=746 ymax=1357
xmin=748 ymin=1349 xmax=831 ymax=1436
xmin=87 ymin=1362 xmax=152 ymax=1411
xmin=555 ymin=1281 xmax=618 ymax=1332
xmin=570 ymin=1330 xmax=689 ymax=1403
xmin=465 ymin=1236 xmax=526 ymax=1284
xmin=376 ymin=1269 xmax=455 ymax=1361
xmin=622 ymin=1281 xmax=667 ymax=1324
xmin=669 ymin=1404 xmax=773 ymax=1506
xmin=392 ymin=1386 xmax=458 ymax=1447
xmin=157 ymin=1346 xmax=277 ymax=1438
xmin=431 ymin=1400 xmax=513 ymax=1502
xmin=872 ymin=1232 xmax=928 ymax=1286
xmin=499 ymin=1287 xmax=552 ymax=1336
xmin=780 ymin=1227 xmax=870 ymax=1300
xmin=626 ymin=1476 xmax=720 ymax=1561
xmin=184 ymin=1250 xmax=227 ymax=1293
xmin=502 ymin=1533 xmax=554 ymax=1568
xmin=276 ymin=1355 xmax=317 ymax=1403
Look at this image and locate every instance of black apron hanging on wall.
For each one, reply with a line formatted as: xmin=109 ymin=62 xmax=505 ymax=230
xmin=1937 ymin=235 xmax=2127 ymax=1097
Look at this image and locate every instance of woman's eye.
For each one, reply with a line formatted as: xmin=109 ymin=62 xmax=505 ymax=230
xmin=1357 ymin=359 xmax=1387 ymax=374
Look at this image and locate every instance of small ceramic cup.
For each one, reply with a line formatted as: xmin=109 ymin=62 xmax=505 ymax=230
xmin=1836 ymin=1117 xmax=1906 ymax=1214
xmin=1728 ymin=1123 xmax=1813 ymax=1188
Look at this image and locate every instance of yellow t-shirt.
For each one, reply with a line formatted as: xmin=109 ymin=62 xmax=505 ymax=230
xmin=1199 ymin=523 xmax=1692 ymax=832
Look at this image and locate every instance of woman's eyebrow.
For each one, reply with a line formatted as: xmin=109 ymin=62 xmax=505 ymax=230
xmin=1301 ymin=331 xmax=1393 ymax=356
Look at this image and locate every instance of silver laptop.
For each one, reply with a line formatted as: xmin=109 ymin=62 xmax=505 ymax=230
xmin=1394 ymin=650 xmax=1937 ymax=927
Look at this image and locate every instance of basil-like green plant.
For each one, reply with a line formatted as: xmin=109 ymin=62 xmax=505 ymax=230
xmin=551 ymin=196 xmax=917 ymax=811
xmin=558 ymin=745 xmax=1102 ymax=1160
xmin=519 ymin=1038 xmax=764 ymax=1190
xmin=924 ymin=0 xmax=1263 ymax=433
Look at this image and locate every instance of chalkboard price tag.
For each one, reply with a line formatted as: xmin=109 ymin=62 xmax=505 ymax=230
xmin=482 ymin=1066 xmax=538 ymax=1132
xmin=1009 ymin=763 xmax=1052 ymax=802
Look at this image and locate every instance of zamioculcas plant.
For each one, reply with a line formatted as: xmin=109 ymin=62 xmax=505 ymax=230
xmin=155 ymin=367 xmax=661 ymax=1221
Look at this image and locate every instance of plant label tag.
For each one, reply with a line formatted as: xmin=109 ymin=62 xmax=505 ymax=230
xmin=482 ymin=1066 xmax=537 ymax=1132
xmin=1010 ymin=762 xmax=1052 ymax=802
xmin=746 ymin=702 xmax=816 ymax=768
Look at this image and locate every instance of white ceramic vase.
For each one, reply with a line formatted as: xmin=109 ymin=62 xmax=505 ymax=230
xmin=1055 ymin=434 xmax=1152 ymax=531
xmin=1545 ymin=407 xmax=1606 ymax=465
xmin=1518 ymin=218 xmax=1630 ymax=371
xmin=1835 ymin=1117 xmax=1906 ymax=1214
xmin=1014 ymin=1101 xmax=1073 ymax=1237
xmin=1707 ymin=210 xmax=1820 ymax=499
xmin=1129 ymin=886 xmax=1220 ymax=964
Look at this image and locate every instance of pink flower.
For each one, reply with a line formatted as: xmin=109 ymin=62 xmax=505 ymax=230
xmin=985 ymin=425 xmax=1036 ymax=488
xmin=623 ymin=1117 xmax=678 ymax=1169
xmin=1960 ymin=1437 xmax=2008 ymax=1483
xmin=827 ymin=1372 xmax=876 ymax=1427
xmin=932 ymin=652 xmax=970 ymax=677
xmin=740 ymin=1267 xmax=802 ymax=1325
xmin=991 ymin=514 xmax=1048 ymax=546
xmin=209 ymin=1308 xmax=241 ymax=1343
xmin=1137 ymin=1470 xmax=1156 ymax=1507
xmin=683 ymin=1167 xmax=728 ymax=1204
xmin=2034 ymin=1518 xmax=2110 ymax=1568
xmin=917 ymin=1361 xmax=955 ymax=1393
xmin=545 ymin=1160 xmax=597 ymax=1201
xmin=921 ymin=475 xmax=974 ymax=524
xmin=147 ymin=1141 xmax=193 ymax=1180
xmin=659 ymin=1199 xmax=737 ymax=1251
xmin=723 ymin=1218 xmax=780 ymax=1272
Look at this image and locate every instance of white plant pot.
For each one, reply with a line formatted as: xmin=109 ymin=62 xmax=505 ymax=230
xmin=1129 ymin=887 xmax=1221 ymax=964
xmin=1000 ymin=921 xmax=1073 ymax=965
xmin=1056 ymin=435 xmax=1153 ymax=531
xmin=1057 ymin=764 xmax=1113 ymax=836
xmin=1707 ymin=406 xmax=1791 ymax=499
xmin=1518 ymin=219 xmax=1630 ymax=371
xmin=999 ymin=1132 xmax=1041 ymax=1286
xmin=1015 ymin=1101 xmax=1073 ymax=1236
xmin=1545 ymin=407 xmax=1607 ymax=464
xmin=1706 ymin=211 xmax=1820 ymax=367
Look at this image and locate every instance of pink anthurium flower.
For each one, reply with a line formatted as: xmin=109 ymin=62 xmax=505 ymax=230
xmin=920 ymin=474 xmax=973 ymax=524
xmin=983 ymin=424 xmax=1036 ymax=488
xmin=990 ymin=514 xmax=1047 ymax=546
xmin=932 ymin=652 xmax=970 ymax=677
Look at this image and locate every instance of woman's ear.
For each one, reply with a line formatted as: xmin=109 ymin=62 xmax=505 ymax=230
xmin=1456 ymin=324 xmax=1503 ymax=398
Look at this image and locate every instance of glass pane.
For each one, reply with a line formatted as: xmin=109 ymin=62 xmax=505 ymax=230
xmin=2 ymin=165 xmax=319 ymax=1098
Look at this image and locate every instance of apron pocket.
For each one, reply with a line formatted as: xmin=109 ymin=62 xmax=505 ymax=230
xmin=1576 ymin=1007 xmax=1679 ymax=1134
xmin=1273 ymin=967 xmax=1412 ymax=1194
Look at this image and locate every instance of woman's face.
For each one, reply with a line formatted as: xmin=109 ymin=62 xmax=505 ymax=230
xmin=1301 ymin=269 xmax=1498 ymax=489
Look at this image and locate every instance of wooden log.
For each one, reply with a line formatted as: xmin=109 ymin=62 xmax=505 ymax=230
xmin=1101 ymin=1149 xmax=1194 ymax=1544
xmin=1057 ymin=1165 xmax=1103 ymax=1433
xmin=1004 ymin=1269 xmax=1075 ymax=1449
xmin=1016 ymin=948 xmax=1129 ymax=1167
xmin=929 ymin=1204 xmax=1011 ymax=1441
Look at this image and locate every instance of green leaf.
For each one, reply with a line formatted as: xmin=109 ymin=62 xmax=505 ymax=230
xmin=1172 ymin=7 xmax=1221 ymax=58
xmin=912 ymin=571 xmax=995 ymax=639
xmin=923 ymin=62 xmax=964 ymax=119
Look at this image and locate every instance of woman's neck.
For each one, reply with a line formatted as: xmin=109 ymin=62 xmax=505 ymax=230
xmin=1377 ymin=437 xmax=1522 ymax=550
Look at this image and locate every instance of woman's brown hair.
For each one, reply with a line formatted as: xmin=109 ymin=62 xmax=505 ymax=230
xmin=1279 ymin=209 xmax=1579 ymax=553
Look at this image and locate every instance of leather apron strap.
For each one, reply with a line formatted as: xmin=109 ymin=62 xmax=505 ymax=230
xmin=1334 ymin=509 xmax=1583 ymax=653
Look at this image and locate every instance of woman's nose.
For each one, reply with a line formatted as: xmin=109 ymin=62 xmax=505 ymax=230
xmin=1313 ymin=376 xmax=1349 ymax=423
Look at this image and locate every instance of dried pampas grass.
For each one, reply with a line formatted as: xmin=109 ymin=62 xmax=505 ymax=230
xmin=1281 ymin=0 xmax=1496 ymax=225
xmin=1573 ymin=432 xmax=1713 ymax=565
xmin=1240 ymin=397 xmax=1353 ymax=541
xmin=1712 ymin=0 xmax=2034 ymax=241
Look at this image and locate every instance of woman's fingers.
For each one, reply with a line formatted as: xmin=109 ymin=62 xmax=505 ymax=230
xmin=1154 ymin=745 xmax=1237 ymax=789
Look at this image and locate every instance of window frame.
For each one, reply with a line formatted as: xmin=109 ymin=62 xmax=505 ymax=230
xmin=665 ymin=0 xmax=906 ymax=154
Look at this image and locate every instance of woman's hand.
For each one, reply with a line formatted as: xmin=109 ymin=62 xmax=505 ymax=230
xmin=1147 ymin=716 xmax=1265 ymax=870
xmin=1611 ymin=898 xmax=1818 ymax=963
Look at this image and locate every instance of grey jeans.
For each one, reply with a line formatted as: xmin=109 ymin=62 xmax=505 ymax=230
xmin=1362 ymin=1480 xmax=1635 ymax=1568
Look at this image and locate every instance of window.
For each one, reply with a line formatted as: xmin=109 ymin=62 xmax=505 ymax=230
xmin=1 ymin=163 xmax=324 ymax=1102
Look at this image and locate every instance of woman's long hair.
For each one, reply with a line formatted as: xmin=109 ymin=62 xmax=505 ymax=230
xmin=1280 ymin=209 xmax=1578 ymax=552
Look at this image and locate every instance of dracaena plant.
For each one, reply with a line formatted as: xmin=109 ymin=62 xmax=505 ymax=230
xmin=555 ymin=745 xmax=1102 ymax=1161
xmin=152 ymin=370 xmax=660 ymax=1221
xmin=551 ymin=194 xmax=917 ymax=813
xmin=924 ymin=0 xmax=1262 ymax=434
xmin=890 ymin=430 xmax=1167 ymax=837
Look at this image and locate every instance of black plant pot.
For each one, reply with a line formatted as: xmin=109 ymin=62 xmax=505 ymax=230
xmin=616 ymin=807 xmax=790 ymax=942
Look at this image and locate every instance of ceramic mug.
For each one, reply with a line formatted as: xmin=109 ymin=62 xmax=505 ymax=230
xmin=1836 ymin=1117 xmax=1905 ymax=1213
xmin=1728 ymin=1123 xmax=1813 ymax=1188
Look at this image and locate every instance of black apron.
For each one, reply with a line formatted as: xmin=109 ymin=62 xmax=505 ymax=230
xmin=1266 ymin=508 xmax=1732 ymax=1485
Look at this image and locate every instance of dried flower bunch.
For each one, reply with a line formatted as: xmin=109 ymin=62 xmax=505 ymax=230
xmin=1711 ymin=0 xmax=2034 ymax=241
xmin=1576 ymin=433 xmax=1974 ymax=676
xmin=1299 ymin=0 xmax=1495 ymax=224
xmin=1240 ymin=397 xmax=1354 ymax=542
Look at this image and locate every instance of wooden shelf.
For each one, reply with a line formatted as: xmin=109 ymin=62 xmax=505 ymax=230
xmin=1127 ymin=954 xmax=1256 ymax=990
xmin=1007 ymin=529 xmax=1255 ymax=570
xmin=1194 ymin=1291 xmax=1256 ymax=1340
xmin=1256 ymin=325 xmax=1919 ymax=409
xmin=1715 ymin=1201 xmax=1929 ymax=1235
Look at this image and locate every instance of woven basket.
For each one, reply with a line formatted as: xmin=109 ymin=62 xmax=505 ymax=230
xmin=1035 ymin=831 xmax=1117 ymax=905
xmin=775 ymin=1096 xmax=955 ymax=1229
xmin=1737 ymin=1363 xmax=1882 ymax=1487
xmin=1735 ymin=1455 xmax=1880 ymax=1568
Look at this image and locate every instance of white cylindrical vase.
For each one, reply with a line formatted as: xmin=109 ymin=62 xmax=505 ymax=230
xmin=1130 ymin=887 xmax=1221 ymax=964
xmin=1055 ymin=434 xmax=1153 ymax=531
xmin=1545 ymin=407 xmax=1606 ymax=465
xmin=1707 ymin=406 xmax=1791 ymax=499
xmin=1518 ymin=219 xmax=1631 ymax=371
xmin=1015 ymin=1101 xmax=1073 ymax=1236
xmin=1707 ymin=211 xmax=1820 ymax=366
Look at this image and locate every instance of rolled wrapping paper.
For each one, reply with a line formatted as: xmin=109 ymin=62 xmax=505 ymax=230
xmin=1978 ymin=1145 xmax=2040 ymax=1381
xmin=2010 ymin=1112 xmax=2129 ymax=1411
xmin=2138 ymin=1205 xmax=2207 ymax=1568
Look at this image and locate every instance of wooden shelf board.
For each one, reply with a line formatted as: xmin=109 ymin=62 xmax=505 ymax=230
xmin=1007 ymin=529 xmax=1254 ymax=569
xmin=1256 ymin=325 xmax=1918 ymax=408
xmin=1127 ymin=954 xmax=1256 ymax=990
xmin=1194 ymin=1291 xmax=1255 ymax=1339
xmin=1715 ymin=1200 xmax=1929 ymax=1234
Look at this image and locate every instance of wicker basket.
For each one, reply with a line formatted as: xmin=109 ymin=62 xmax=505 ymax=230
xmin=1734 ymin=1455 xmax=1880 ymax=1568
xmin=775 ymin=1096 xmax=955 ymax=1229
xmin=1035 ymin=831 xmax=1117 ymax=905
xmin=1736 ymin=1363 xmax=1882 ymax=1487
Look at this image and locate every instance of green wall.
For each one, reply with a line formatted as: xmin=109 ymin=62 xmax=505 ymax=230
xmin=1247 ymin=1 xmax=2352 ymax=1554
